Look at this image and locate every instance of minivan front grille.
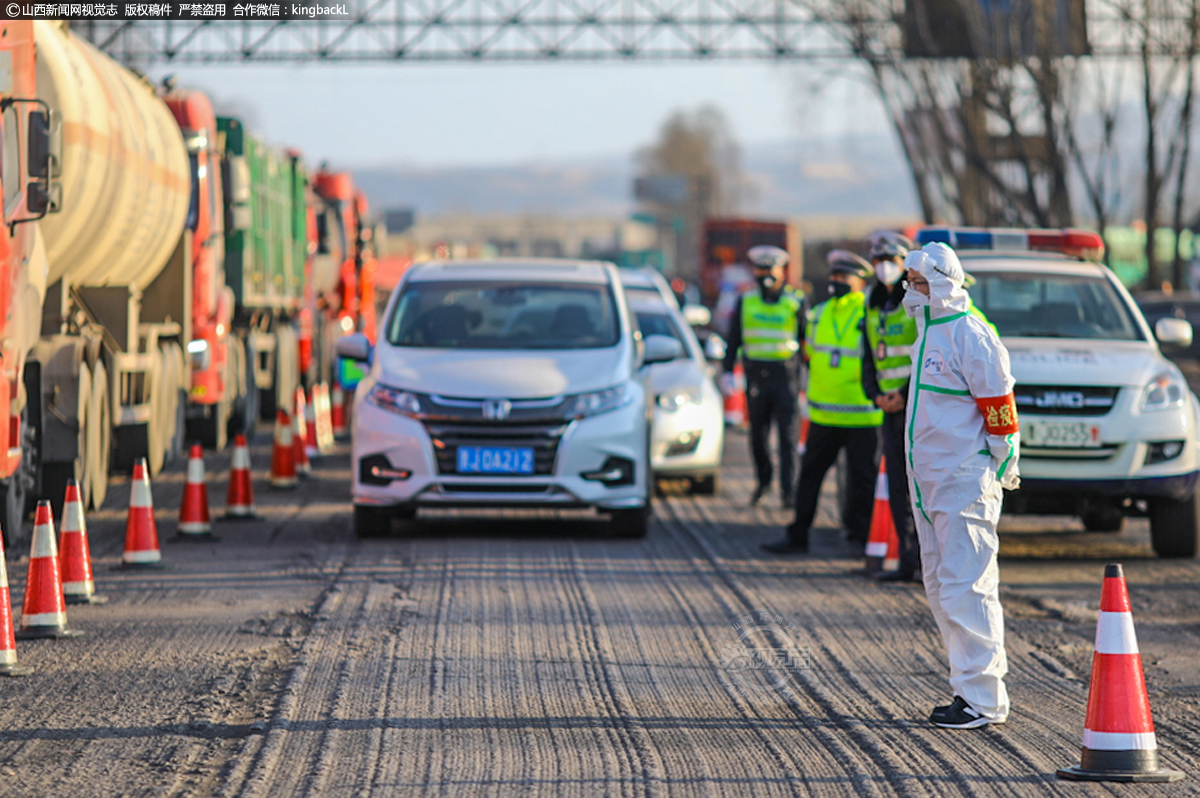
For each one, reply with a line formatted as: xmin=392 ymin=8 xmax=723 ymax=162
xmin=1014 ymin=385 xmax=1119 ymax=416
xmin=423 ymin=421 xmax=569 ymax=476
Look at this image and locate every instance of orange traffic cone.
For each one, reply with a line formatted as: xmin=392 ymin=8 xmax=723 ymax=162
xmin=723 ymin=363 xmax=747 ymax=427
xmin=178 ymin=444 xmax=213 ymax=538
xmin=18 ymin=500 xmax=82 ymax=638
xmin=293 ymin=388 xmax=312 ymax=477
xmin=304 ymin=388 xmax=320 ymax=460
xmin=313 ymin=382 xmax=335 ymax=453
xmin=270 ymin=410 xmax=298 ymax=489
xmin=59 ymin=480 xmax=105 ymax=605
xmin=225 ymin=434 xmax=258 ymax=519
xmin=331 ymin=381 xmax=348 ymax=438
xmin=1058 ymin=564 xmax=1185 ymax=782
xmin=121 ymin=458 xmax=163 ymax=568
xmin=861 ymin=458 xmax=899 ymax=575
xmin=0 ymin=535 xmax=31 ymax=674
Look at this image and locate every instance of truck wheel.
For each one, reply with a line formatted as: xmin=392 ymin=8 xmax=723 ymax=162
xmin=1149 ymin=482 xmax=1200 ymax=558
xmin=87 ymin=360 xmax=111 ymax=510
xmin=354 ymin=505 xmax=395 ymax=538
xmin=0 ymin=412 xmax=37 ymax=549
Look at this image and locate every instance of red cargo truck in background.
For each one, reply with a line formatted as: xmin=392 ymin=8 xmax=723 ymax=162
xmin=700 ymin=218 xmax=802 ymax=333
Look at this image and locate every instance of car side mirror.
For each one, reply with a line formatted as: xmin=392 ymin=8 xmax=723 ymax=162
xmin=336 ymin=332 xmax=372 ymax=362
xmin=704 ymin=333 xmax=727 ymax=362
xmin=1155 ymin=317 xmax=1193 ymax=350
xmin=682 ymin=304 xmax=711 ymax=327
xmin=643 ymin=334 xmax=684 ymax=365
xmin=26 ymin=180 xmax=61 ymax=215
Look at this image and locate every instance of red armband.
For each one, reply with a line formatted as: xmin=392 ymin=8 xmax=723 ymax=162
xmin=975 ymin=393 xmax=1019 ymax=435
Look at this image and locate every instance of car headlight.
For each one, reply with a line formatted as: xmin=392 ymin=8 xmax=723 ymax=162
xmin=1140 ymin=371 xmax=1188 ymax=412
xmin=567 ymin=383 xmax=635 ymax=419
xmin=366 ymin=384 xmax=423 ymax=417
xmin=657 ymin=385 xmax=703 ymax=411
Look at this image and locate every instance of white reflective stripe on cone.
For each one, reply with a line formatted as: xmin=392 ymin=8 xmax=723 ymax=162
xmin=178 ymin=522 xmax=211 ymax=533
xmin=123 ymin=549 xmax=162 ymax=563
xmin=232 ymin=447 xmax=251 ymax=469
xmin=875 ymin=471 xmax=888 ymax=499
xmin=187 ymin=457 xmax=206 ymax=482
xmin=0 ymin=649 xmax=16 ymax=664
xmin=1082 ymin=729 xmax=1158 ymax=751
xmin=31 ymin=526 xmax=57 ymax=559
xmin=62 ymin=580 xmax=94 ymax=594
xmin=21 ymin=612 xmax=66 ymax=626
xmin=1095 ymin=611 xmax=1140 ymax=655
xmin=131 ymin=479 xmax=154 ymax=508
xmin=865 ymin=542 xmax=888 ymax=557
xmin=0 ymin=559 xmax=7 ymax=589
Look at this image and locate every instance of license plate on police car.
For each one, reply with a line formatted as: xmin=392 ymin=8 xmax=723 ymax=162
xmin=1023 ymin=420 xmax=1101 ymax=448
xmin=456 ymin=446 xmax=535 ymax=474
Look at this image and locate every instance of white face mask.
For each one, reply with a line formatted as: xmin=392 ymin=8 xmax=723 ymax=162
xmin=902 ymin=283 xmax=930 ymax=316
xmin=876 ymin=261 xmax=904 ymax=286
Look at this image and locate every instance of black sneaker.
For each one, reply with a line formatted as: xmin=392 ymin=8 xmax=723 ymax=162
xmin=781 ymin=493 xmax=795 ymax=510
xmin=874 ymin=570 xmax=920 ymax=583
xmin=750 ymin=485 xmax=768 ymax=507
xmin=929 ymin=696 xmax=993 ymax=729
xmin=761 ymin=537 xmax=808 ymax=555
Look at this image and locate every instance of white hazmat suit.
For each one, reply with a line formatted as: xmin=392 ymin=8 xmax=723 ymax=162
xmin=902 ymin=242 xmax=1019 ymax=724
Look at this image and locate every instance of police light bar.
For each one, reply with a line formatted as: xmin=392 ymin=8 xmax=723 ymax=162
xmin=916 ymin=227 xmax=1105 ymax=261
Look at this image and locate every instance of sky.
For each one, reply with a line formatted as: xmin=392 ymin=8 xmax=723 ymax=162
xmin=147 ymin=61 xmax=895 ymax=169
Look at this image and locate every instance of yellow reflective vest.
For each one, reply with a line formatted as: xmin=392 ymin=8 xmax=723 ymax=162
xmin=806 ymin=293 xmax=883 ymax=427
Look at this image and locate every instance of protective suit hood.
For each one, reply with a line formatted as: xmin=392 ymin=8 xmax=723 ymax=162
xmin=904 ymin=243 xmax=970 ymax=319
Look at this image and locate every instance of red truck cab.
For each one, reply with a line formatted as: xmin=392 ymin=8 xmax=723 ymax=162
xmin=162 ymin=86 xmax=229 ymax=415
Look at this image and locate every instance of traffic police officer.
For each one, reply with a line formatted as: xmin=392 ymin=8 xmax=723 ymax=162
xmin=722 ymin=245 xmax=805 ymax=508
xmin=860 ymin=232 xmax=921 ymax=581
xmin=764 ymin=250 xmax=881 ymax=554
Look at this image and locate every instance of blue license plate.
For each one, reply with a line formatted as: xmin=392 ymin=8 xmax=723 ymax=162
xmin=456 ymin=446 xmax=535 ymax=474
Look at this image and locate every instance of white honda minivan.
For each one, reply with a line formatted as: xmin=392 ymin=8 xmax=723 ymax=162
xmin=338 ymin=259 xmax=678 ymax=539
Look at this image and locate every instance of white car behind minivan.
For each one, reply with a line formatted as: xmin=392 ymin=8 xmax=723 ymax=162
xmin=338 ymin=259 xmax=673 ymax=538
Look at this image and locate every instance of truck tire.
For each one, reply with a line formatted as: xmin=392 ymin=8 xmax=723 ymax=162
xmin=354 ymin=504 xmax=395 ymax=538
xmin=1149 ymin=482 xmax=1200 ymax=558
xmin=44 ymin=361 xmax=91 ymax=515
xmin=87 ymin=360 xmax=110 ymax=510
xmin=0 ymin=410 xmax=38 ymax=549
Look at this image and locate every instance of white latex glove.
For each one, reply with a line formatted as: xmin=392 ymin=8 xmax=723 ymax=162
xmin=987 ymin=431 xmax=1021 ymax=490
xmin=719 ymin=372 xmax=736 ymax=396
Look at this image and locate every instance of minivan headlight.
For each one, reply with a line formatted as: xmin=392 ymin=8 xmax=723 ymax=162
xmin=567 ymin=383 xmax=635 ymax=419
xmin=367 ymin=384 xmax=423 ymax=417
xmin=1140 ymin=371 xmax=1187 ymax=412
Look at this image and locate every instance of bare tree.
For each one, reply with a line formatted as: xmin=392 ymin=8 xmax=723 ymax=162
xmin=636 ymin=105 xmax=743 ymax=277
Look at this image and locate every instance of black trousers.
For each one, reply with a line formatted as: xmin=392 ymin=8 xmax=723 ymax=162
xmin=881 ymin=409 xmax=920 ymax=573
xmin=745 ymin=370 xmax=799 ymax=498
xmin=787 ymin=423 xmax=878 ymax=545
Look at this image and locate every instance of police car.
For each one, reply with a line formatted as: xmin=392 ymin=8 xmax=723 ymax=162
xmin=917 ymin=227 xmax=1200 ymax=558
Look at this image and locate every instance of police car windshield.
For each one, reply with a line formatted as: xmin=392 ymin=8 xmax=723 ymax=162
xmin=387 ymin=281 xmax=621 ymax=349
xmin=968 ymin=272 xmax=1144 ymax=341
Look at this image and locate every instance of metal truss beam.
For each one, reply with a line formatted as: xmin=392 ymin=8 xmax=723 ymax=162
xmin=69 ymin=1 xmax=1182 ymax=64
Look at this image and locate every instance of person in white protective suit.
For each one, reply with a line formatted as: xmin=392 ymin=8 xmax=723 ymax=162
xmin=902 ymin=242 xmax=1020 ymax=729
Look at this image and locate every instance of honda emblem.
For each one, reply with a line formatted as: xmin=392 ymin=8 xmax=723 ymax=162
xmin=482 ymin=398 xmax=512 ymax=421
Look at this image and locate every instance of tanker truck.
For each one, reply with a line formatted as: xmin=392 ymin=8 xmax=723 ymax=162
xmin=0 ymin=21 xmax=63 ymax=544
xmin=32 ymin=20 xmax=197 ymax=519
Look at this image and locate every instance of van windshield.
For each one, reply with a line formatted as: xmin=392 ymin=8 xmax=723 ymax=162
xmin=968 ymin=271 xmax=1144 ymax=341
xmin=387 ymin=281 xmax=621 ymax=349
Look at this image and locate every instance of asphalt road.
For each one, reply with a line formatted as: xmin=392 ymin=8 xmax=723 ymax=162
xmin=0 ymin=429 xmax=1196 ymax=796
